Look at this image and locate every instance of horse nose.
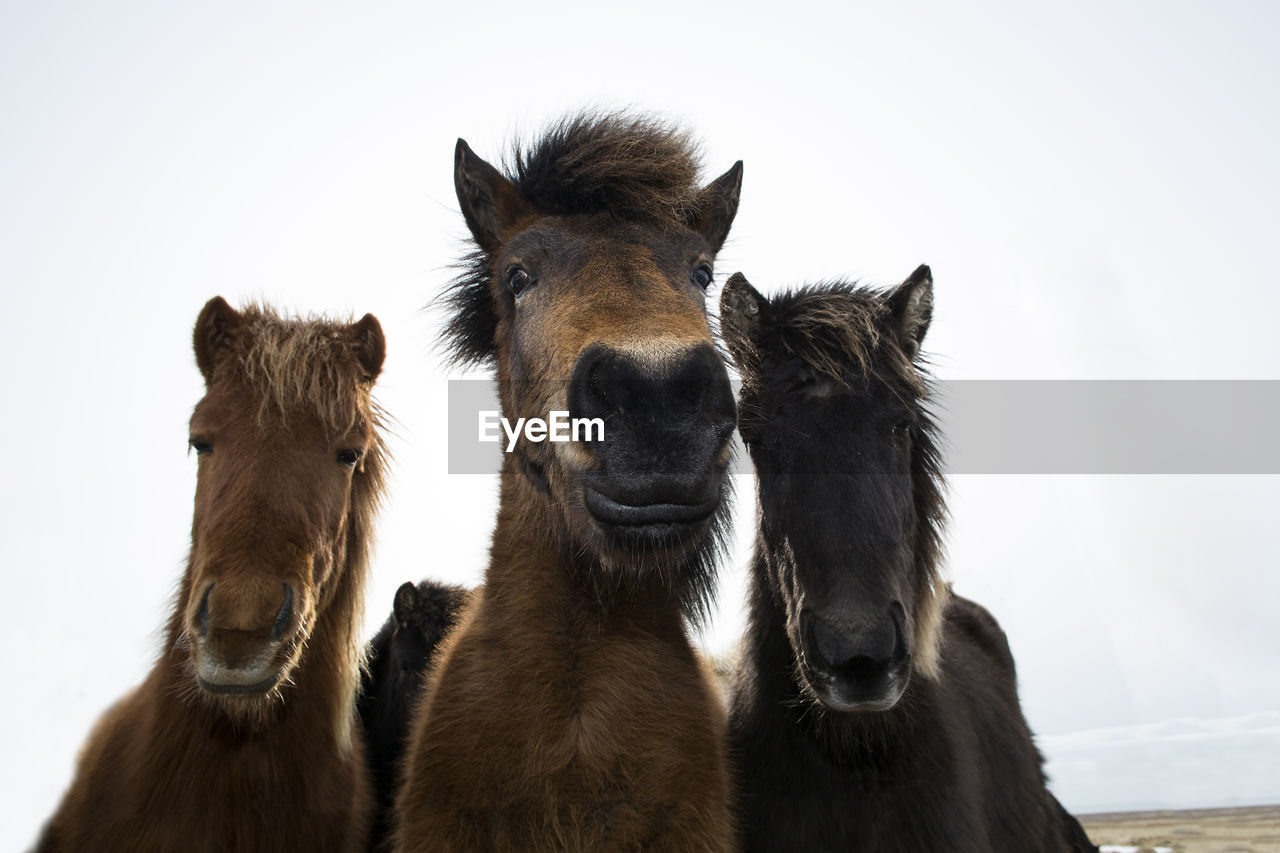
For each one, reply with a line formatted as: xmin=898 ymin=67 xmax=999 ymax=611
xmin=801 ymin=609 xmax=901 ymax=681
xmin=190 ymin=580 xmax=299 ymax=693
xmin=568 ymin=343 xmax=736 ymax=439
xmin=192 ymin=579 xmax=296 ymax=642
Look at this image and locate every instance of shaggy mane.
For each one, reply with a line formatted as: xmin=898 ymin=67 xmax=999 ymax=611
xmin=227 ymin=305 xmax=388 ymax=442
xmin=441 ymin=111 xmax=706 ymax=368
xmin=512 ymin=112 xmax=703 ymax=224
xmin=227 ymin=300 xmax=390 ymax=524
xmin=749 ymin=282 xmax=927 ymax=396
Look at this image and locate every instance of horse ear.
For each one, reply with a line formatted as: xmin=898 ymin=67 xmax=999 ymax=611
xmin=888 ymin=264 xmax=933 ymax=359
xmin=393 ymin=582 xmax=419 ymax=628
xmin=349 ymin=313 xmax=386 ymax=382
xmin=193 ymin=296 xmax=243 ymax=383
xmin=687 ymin=161 xmax=743 ymax=253
xmin=719 ymin=272 xmax=767 ymax=372
xmin=455 ymin=138 xmax=535 ymax=253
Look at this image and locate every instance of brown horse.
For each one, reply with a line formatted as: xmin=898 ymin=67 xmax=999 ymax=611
xmin=36 ymin=298 xmax=388 ymax=853
xmin=393 ymin=112 xmax=743 ymax=852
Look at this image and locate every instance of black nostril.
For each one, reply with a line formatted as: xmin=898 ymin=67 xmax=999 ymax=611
xmin=197 ymin=584 xmax=213 ymax=639
xmin=803 ymin=610 xmax=898 ymax=675
xmin=579 ymin=349 xmax=646 ymax=421
xmin=806 ymin=615 xmax=858 ymax=671
xmin=587 ymin=356 xmax=621 ymax=415
xmin=844 ymin=655 xmax=887 ymax=682
xmin=567 ymin=347 xmax=611 ymax=424
xmin=270 ymin=584 xmax=293 ymax=643
xmin=670 ymin=347 xmax=714 ymax=408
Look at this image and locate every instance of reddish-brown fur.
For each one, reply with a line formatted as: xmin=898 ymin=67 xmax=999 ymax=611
xmin=36 ymin=298 xmax=388 ymax=853
xmin=394 ymin=113 xmax=742 ymax=852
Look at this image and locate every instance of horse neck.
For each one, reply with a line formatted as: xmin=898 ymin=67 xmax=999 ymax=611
xmin=159 ymin=511 xmax=369 ymax=752
xmin=485 ymin=464 xmax=689 ymax=647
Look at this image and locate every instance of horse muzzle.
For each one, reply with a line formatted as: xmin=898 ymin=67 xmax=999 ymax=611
xmin=568 ymin=342 xmax=736 ymax=544
xmin=189 ymin=582 xmax=301 ymax=696
xmin=798 ymin=605 xmax=912 ymax=712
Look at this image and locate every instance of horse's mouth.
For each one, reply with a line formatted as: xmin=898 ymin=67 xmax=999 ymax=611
xmin=196 ymin=671 xmax=282 ymax=696
xmin=799 ymin=659 xmax=910 ymax=713
xmin=191 ymin=639 xmax=297 ymax=699
xmin=583 ymin=487 xmax=720 ymax=532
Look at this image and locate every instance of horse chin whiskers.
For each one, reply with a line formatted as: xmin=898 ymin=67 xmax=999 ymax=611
xmin=179 ymin=621 xmax=309 ymax=719
xmin=565 ymin=502 xmax=721 ymax=623
xmin=789 ymin=640 xmax=910 ymax=716
xmin=789 ymin=658 xmax=824 ymax=709
xmin=198 ymin=665 xmax=294 ymax=725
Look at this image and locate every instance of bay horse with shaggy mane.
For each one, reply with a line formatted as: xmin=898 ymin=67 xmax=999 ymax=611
xmin=35 ymin=298 xmax=388 ymax=853
xmin=720 ymin=269 xmax=1097 ymax=852
xmin=393 ymin=112 xmax=743 ymax=852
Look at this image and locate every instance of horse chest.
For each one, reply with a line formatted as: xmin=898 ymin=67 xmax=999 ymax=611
xmin=410 ymin=611 xmax=725 ymax=847
xmin=734 ymin=700 xmax=993 ymax=853
xmin=744 ymin=756 xmax=989 ymax=853
xmin=58 ymin=721 xmax=363 ymax=853
xmin=508 ymin=630 xmax=701 ymax=777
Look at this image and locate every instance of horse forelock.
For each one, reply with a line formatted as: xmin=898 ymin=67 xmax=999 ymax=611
xmin=219 ymin=305 xmax=380 ymax=435
xmin=229 ymin=303 xmax=391 ymax=522
xmin=759 ymin=283 xmax=926 ymax=395
xmin=511 ymin=111 xmax=703 ymax=224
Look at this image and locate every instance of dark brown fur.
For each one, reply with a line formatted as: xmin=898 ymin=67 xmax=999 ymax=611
xmin=395 ymin=112 xmax=743 ymax=852
xmin=36 ymin=299 xmax=388 ymax=853
xmin=360 ymin=581 xmax=473 ymax=852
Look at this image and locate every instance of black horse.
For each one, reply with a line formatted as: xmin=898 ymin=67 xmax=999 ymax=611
xmin=720 ymin=268 xmax=1096 ymax=852
xmin=358 ymin=581 xmax=470 ymax=851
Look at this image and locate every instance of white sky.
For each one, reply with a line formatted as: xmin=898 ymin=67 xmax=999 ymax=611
xmin=3 ymin=1 xmax=1278 ymax=844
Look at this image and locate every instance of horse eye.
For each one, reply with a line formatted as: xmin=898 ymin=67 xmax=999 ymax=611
xmin=336 ymin=448 xmax=363 ymax=467
xmin=691 ymin=264 xmax=713 ymax=290
xmin=188 ymin=438 xmax=212 ymax=456
xmin=505 ymin=266 xmax=535 ymax=296
xmin=891 ymin=422 xmax=912 ymax=438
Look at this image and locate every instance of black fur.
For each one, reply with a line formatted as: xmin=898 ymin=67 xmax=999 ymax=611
xmin=721 ymin=271 xmax=1096 ymax=852
xmin=440 ymin=247 xmax=497 ymax=370
xmin=1054 ymin=793 xmax=1102 ymax=852
xmin=358 ymin=580 xmax=470 ymax=851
